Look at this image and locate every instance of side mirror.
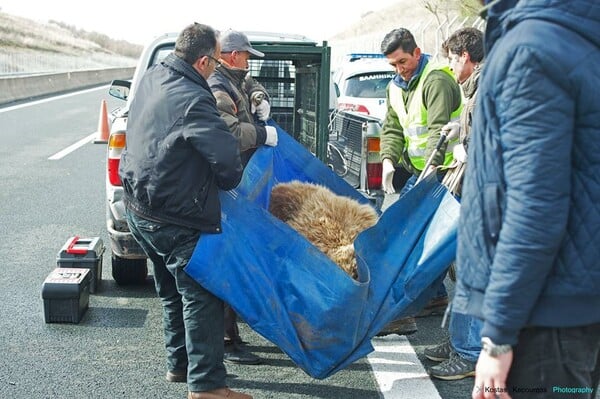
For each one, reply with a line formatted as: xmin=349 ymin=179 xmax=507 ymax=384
xmin=109 ymin=79 xmax=131 ymax=101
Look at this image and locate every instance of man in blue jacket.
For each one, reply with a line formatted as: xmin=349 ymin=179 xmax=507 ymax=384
xmin=456 ymin=1 xmax=600 ymax=398
xmin=119 ymin=23 xmax=251 ymax=399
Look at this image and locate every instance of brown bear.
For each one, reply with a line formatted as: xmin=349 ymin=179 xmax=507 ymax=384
xmin=269 ymin=180 xmax=378 ymax=279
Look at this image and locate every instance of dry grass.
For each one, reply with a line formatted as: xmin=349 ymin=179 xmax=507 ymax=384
xmin=0 ymin=12 xmax=102 ymax=54
xmin=331 ymin=0 xmax=439 ymax=40
xmin=0 ymin=11 xmax=138 ymax=73
xmin=327 ymin=1 xmax=482 ymax=67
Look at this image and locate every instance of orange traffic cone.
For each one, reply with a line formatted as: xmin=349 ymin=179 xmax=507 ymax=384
xmin=93 ymin=99 xmax=110 ymax=144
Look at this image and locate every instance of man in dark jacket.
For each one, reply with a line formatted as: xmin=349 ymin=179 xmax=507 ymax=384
xmin=455 ymin=1 xmax=600 ymax=398
xmin=119 ymin=23 xmax=250 ymax=399
xmin=208 ymin=29 xmax=276 ymax=366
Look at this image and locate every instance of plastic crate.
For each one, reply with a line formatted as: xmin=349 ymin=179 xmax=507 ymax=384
xmin=57 ymin=236 xmax=104 ymax=293
xmin=42 ymin=268 xmax=91 ymax=323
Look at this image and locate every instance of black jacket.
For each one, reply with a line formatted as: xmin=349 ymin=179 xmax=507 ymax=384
xmin=119 ymin=53 xmax=243 ymax=232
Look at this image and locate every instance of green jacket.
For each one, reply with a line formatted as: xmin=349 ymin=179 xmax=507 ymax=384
xmin=380 ymin=55 xmax=462 ymax=176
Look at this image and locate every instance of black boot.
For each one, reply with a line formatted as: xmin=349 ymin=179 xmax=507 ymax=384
xmin=223 ymin=341 xmax=262 ymax=365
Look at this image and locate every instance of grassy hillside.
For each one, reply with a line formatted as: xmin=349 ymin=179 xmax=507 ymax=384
xmin=0 ymin=11 xmax=141 ymax=74
xmin=0 ymin=1 xmax=482 ymax=73
xmin=331 ymin=1 xmax=438 ymax=40
xmin=331 ymin=0 xmax=480 ymax=39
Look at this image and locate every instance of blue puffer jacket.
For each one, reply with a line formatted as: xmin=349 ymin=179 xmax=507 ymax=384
xmin=454 ymin=0 xmax=600 ymax=346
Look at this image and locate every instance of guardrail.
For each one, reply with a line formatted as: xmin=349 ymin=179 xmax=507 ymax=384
xmin=0 ymin=67 xmax=135 ymax=105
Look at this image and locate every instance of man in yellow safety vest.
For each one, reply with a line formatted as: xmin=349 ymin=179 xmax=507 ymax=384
xmin=377 ymin=27 xmax=462 ymax=337
xmin=380 ymin=27 xmax=462 ymax=194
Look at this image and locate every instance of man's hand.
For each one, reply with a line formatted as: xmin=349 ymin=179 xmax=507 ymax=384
xmin=251 ymin=92 xmax=271 ymax=122
xmin=382 ymin=158 xmax=396 ymax=194
xmin=453 ymin=143 xmax=467 ymax=163
xmin=472 ymin=350 xmax=513 ymax=399
xmin=264 ymin=126 xmax=278 ymax=146
xmin=250 ymin=91 xmax=265 ymax=105
xmin=441 ymin=121 xmax=461 ymax=140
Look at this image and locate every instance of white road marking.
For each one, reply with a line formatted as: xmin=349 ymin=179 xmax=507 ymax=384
xmin=48 ymin=133 xmax=97 ymax=160
xmin=0 ymin=85 xmax=108 ymax=113
xmin=369 ymin=336 xmax=442 ymax=399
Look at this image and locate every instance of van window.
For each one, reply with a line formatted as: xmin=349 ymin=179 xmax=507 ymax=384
xmin=150 ymin=44 xmax=175 ymax=67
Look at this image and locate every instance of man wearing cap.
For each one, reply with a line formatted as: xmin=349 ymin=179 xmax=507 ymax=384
xmin=208 ymin=30 xmax=276 ymax=366
xmin=209 ymin=29 xmax=278 ymax=166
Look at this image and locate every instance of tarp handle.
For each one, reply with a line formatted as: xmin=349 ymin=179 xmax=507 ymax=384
xmin=66 ymin=236 xmax=87 ymax=255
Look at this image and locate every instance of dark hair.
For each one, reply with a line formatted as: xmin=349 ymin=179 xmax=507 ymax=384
xmin=380 ymin=28 xmax=417 ymax=55
xmin=174 ymin=23 xmax=218 ymax=65
xmin=441 ymin=27 xmax=484 ymax=63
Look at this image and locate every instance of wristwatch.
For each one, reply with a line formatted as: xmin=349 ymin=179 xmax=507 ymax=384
xmin=481 ymin=337 xmax=512 ymax=357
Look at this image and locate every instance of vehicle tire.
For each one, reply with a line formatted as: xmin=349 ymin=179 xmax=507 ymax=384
xmin=111 ymin=255 xmax=148 ymax=285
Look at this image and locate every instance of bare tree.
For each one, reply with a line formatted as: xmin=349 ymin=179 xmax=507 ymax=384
xmin=459 ymin=0 xmax=482 ymax=16
xmin=421 ymin=0 xmax=481 ymax=21
xmin=421 ymin=0 xmax=459 ymax=27
xmin=418 ymin=0 xmax=484 ymax=56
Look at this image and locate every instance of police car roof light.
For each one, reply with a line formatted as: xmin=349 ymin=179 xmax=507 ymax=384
xmin=346 ymin=53 xmax=386 ymax=62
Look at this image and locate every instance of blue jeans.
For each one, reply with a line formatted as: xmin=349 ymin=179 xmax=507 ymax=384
xmin=399 ymin=174 xmax=448 ymax=299
xmin=449 ymin=311 xmax=482 ymax=362
xmin=126 ymin=210 xmax=226 ymax=392
xmin=401 ymin=172 xmax=479 ymax=360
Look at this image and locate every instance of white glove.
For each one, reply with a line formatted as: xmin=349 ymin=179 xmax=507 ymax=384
xmin=264 ymin=126 xmax=278 ymax=147
xmin=441 ymin=121 xmax=461 ymax=141
xmin=453 ymin=143 xmax=467 ymax=163
xmin=253 ymin=100 xmax=271 ymax=121
xmin=382 ymin=158 xmax=396 ymax=194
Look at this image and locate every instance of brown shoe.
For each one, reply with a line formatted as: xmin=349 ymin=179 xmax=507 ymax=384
xmin=188 ymin=388 xmax=252 ymax=398
xmin=416 ymin=296 xmax=449 ymax=317
xmin=376 ymin=317 xmax=418 ymax=336
xmin=165 ymin=369 xmax=186 ymax=383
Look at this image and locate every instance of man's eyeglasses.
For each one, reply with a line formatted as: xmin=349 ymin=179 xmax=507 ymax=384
xmin=203 ymin=54 xmax=221 ymax=67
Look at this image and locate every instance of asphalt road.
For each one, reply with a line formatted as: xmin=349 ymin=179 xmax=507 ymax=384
xmin=4 ymin=87 xmax=594 ymax=399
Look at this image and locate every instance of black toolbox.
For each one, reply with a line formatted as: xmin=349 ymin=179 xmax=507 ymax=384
xmin=42 ymin=268 xmax=91 ymax=323
xmin=57 ymin=236 xmax=104 ymax=293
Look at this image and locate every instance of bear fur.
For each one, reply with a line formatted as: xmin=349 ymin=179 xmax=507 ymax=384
xmin=269 ymin=180 xmax=378 ymax=279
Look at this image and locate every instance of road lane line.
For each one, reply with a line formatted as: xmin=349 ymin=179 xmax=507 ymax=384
xmin=0 ymin=85 xmax=109 ymax=113
xmin=48 ymin=133 xmax=97 ymax=160
xmin=369 ymin=336 xmax=442 ymax=399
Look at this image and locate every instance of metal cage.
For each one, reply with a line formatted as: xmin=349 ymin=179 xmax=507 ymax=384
xmin=248 ymin=38 xmax=331 ymax=161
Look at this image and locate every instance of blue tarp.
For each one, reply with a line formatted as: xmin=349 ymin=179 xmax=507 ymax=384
xmin=185 ymin=123 xmax=460 ymax=379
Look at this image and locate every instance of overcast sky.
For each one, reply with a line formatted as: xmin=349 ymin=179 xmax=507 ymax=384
xmin=1 ymin=1 xmax=401 ymax=45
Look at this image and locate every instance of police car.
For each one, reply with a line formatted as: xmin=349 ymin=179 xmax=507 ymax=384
xmin=333 ymin=53 xmax=395 ymax=121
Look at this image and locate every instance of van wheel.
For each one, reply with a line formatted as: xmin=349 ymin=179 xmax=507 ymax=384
xmin=111 ymin=255 xmax=148 ymax=285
